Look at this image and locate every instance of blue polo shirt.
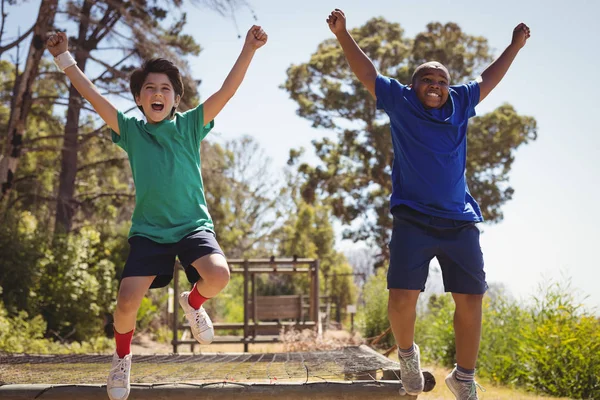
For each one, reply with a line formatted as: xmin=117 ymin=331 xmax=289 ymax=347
xmin=375 ymin=74 xmax=483 ymax=222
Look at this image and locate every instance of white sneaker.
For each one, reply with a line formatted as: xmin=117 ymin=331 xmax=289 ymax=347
xmin=445 ymin=367 xmax=485 ymax=400
xmin=179 ymin=291 xmax=214 ymax=344
xmin=397 ymin=344 xmax=425 ymax=395
xmin=107 ymin=352 xmax=132 ymax=400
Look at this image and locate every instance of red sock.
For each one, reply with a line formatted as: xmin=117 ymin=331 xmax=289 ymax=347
xmin=114 ymin=328 xmax=134 ymax=358
xmin=188 ymin=282 xmax=209 ymax=309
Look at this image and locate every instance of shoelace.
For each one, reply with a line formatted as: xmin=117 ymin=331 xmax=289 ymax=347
xmin=109 ymin=358 xmax=130 ymax=386
xmin=402 ymin=356 xmax=421 ymax=374
xmin=187 ymin=308 xmax=211 ymax=332
xmin=467 ymin=381 xmax=486 ymax=399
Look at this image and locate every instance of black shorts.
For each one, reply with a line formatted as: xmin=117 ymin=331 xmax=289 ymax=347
xmin=388 ymin=206 xmax=487 ymax=294
xmin=121 ymin=230 xmax=225 ymax=289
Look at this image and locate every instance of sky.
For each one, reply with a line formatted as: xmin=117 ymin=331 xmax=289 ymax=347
xmin=4 ymin=0 xmax=600 ymax=310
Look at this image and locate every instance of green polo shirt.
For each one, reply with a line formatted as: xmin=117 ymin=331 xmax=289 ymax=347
xmin=111 ymin=104 xmax=214 ymax=243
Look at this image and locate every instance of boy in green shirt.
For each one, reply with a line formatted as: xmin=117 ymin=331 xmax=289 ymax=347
xmin=47 ymin=25 xmax=267 ymax=400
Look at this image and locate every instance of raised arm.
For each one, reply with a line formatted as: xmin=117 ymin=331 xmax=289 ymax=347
xmin=477 ymin=23 xmax=531 ymax=103
xmin=202 ymin=25 xmax=267 ymax=125
xmin=46 ymin=32 xmax=120 ymax=134
xmin=327 ymin=9 xmax=378 ymax=99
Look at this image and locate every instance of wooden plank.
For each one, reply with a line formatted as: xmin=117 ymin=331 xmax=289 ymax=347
xmin=227 ymin=258 xmax=316 ymax=264
xmin=230 ymin=268 xmax=310 ymax=274
xmin=249 ymin=295 xmax=303 ymax=320
xmin=179 ymin=321 xmax=316 ymax=330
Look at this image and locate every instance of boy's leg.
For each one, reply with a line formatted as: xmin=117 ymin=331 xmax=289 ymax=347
xmin=177 ymin=230 xmax=229 ymax=345
xmin=437 ymin=222 xmax=487 ymax=399
xmin=190 ymin=253 xmax=230 ymax=298
xmin=109 ymin=275 xmax=155 ymax=400
xmin=114 ymin=276 xmax=156 ymax=336
xmin=109 ymin=236 xmax=175 ymax=400
xmin=452 ymin=293 xmax=484 ymax=370
xmin=388 ymin=289 xmax=420 ymax=350
xmin=387 ymin=206 xmax=437 ymax=395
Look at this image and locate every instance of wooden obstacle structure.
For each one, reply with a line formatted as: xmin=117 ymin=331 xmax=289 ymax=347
xmin=172 ymin=257 xmax=320 ymax=352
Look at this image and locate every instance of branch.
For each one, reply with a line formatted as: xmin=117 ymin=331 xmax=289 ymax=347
xmin=11 ymin=174 xmax=39 ymax=186
xmin=22 ymin=145 xmax=62 ymax=153
xmin=24 ymin=106 xmax=137 ymax=146
xmin=52 ymin=101 xmax=98 ymax=113
xmin=0 ymin=0 xmax=5 ymax=49
xmin=33 ymin=95 xmax=70 ymax=103
xmin=91 ymin=50 xmax=136 ymax=83
xmin=8 ymin=192 xmax=56 ymax=209
xmin=77 ymin=157 xmax=127 ymax=172
xmin=75 ymin=192 xmax=134 ymax=204
xmin=0 ymin=22 xmax=35 ymax=54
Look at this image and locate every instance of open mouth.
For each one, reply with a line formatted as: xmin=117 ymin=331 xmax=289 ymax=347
xmin=426 ymin=92 xmax=440 ymax=98
xmin=151 ymin=102 xmax=164 ymax=112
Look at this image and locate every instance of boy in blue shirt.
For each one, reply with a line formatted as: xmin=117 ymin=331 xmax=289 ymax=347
xmin=326 ymin=9 xmax=530 ymax=399
xmin=47 ymin=25 xmax=267 ymax=400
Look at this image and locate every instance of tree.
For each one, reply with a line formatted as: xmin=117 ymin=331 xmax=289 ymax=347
xmin=0 ymin=0 xmax=59 ymax=202
xmin=271 ymin=196 xmax=357 ymax=320
xmin=283 ymin=19 xmax=537 ymax=265
xmin=202 ymin=135 xmax=285 ymax=258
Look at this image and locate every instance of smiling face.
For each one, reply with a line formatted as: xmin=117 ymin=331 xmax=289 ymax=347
xmin=411 ymin=62 xmax=451 ymax=109
xmin=135 ymin=73 xmax=181 ymax=124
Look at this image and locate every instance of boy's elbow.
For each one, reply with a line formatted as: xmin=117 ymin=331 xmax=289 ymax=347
xmin=361 ymin=72 xmax=377 ymax=94
xmin=219 ymin=86 xmax=236 ymax=102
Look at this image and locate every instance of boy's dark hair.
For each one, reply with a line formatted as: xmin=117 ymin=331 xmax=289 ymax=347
xmin=411 ymin=61 xmax=451 ymax=85
xmin=130 ymin=58 xmax=184 ymax=118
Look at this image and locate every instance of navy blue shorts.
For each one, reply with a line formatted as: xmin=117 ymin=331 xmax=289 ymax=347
xmin=387 ymin=206 xmax=487 ymax=294
xmin=121 ymin=230 xmax=225 ymax=289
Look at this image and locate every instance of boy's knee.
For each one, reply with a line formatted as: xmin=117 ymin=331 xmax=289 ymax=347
xmin=453 ymin=293 xmax=484 ymax=312
xmin=116 ymin=292 xmax=141 ymax=314
xmin=388 ymin=289 xmax=420 ymax=311
xmin=205 ymin=261 xmax=230 ymax=289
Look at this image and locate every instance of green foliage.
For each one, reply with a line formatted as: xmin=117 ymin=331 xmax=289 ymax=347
xmin=0 ymin=300 xmax=112 ymax=354
xmin=356 ymin=268 xmax=392 ymax=347
xmin=207 ymin=274 xmax=244 ymax=323
xmin=415 ymin=282 xmax=600 ymax=399
xmin=136 ymin=297 xmax=159 ymax=333
xmin=519 ymin=281 xmax=600 ymax=399
xmin=37 ymin=228 xmax=117 ymax=341
xmin=202 ymin=137 xmax=282 ymax=259
xmin=273 ymin=200 xmax=357 ymax=321
xmin=476 ymin=287 xmax=529 ymax=386
xmin=0 ymin=212 xmax=48 ymax=315
xmin=415 ymin=294 xmax=456 ymax=366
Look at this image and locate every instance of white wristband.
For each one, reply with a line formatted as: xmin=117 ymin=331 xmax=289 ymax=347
xmin=53 ymin=51 xmax=77 ymax=72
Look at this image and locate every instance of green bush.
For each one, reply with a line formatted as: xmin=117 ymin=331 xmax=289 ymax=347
xmin=357 ymin=268 xmax=393 ymax=347
xmin=477 ymin=293 xmax=529 ymax=386
xmin=415 ymin=280 xmax=600 ymax=399
xmin=415 ymin=293 xmax=455 ymax=366
xmin=136 ymin=297 xmax=159 ymax=333
xmin=519 ymin=281 xmax=600 ymax=399
xmin=0 ymin=300 xmax=112 ymax=354
xmin=37 ymin=227 xmax=116 ymax=341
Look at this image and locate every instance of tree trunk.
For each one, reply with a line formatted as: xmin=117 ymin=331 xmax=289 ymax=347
xmin=54 ymin=0 xmax=122 ymax=234
xmin=0 ymin=0 xmax=58 ymax=201
xmin=54 ymin=59 xmax=88 ymax=234
xmin=53 ymin=0 xmax=93 ymax=235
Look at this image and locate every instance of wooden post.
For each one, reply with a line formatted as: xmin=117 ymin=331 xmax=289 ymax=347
xmin=333 ymin=273 xmax=341 ymax=323
xmin=243 ymin=259 xmax=250 ymax=353
xmin=312 ymin=260 xmax=320 ymax=324
xmin=252 ymin=272 xmax=257 ymax=338
xmin=172 ymin=262 xmax=180 ymax=354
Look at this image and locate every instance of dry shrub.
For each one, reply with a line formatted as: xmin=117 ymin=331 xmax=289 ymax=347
xmin=280 ymin=328 xmax=364 ymax=352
